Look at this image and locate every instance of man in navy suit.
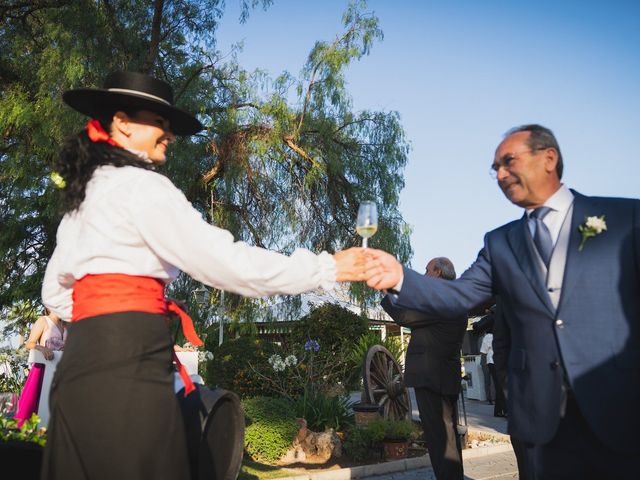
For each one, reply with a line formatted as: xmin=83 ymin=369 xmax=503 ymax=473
xmin=382 ymin=257 xmax=467 ymax=480
xmin=365 ymin=125 xmax=639 ymax=479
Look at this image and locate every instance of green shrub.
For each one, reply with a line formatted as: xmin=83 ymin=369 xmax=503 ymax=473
xmin=242 ymin=396 xmax=299 ymax=464
xmin=287 ymin=303 xmax=368 ymax=391
xmin=343 ymin=425 xmax=379 ymax=461
xmin=289 ymin=304 xmax=368 ymax=354
xmin=206 ymin=336 xmax=279 ymax=398
xmin=367 ymin=417 xmax=417 ymax=441
xmin=343 ymin=418 xmax=417 ymax=461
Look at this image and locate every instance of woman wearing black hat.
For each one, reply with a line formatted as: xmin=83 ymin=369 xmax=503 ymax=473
xmin=41 ymin=71 xmax=363 ymax=479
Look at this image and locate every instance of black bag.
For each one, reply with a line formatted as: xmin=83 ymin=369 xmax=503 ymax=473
xmin=176 ymin=385 xmax=245 ymax=480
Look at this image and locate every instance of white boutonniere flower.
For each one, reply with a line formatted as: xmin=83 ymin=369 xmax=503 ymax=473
xmin=578 ymin=215 xmax=606 ymax=251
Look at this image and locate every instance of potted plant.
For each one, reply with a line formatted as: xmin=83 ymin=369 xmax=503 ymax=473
xmin=0 ymin=412 xmax=46 ymax=479
xmin=367 ymin=417 xmax=416 ymax=461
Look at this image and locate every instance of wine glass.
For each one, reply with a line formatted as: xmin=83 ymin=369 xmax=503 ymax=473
xmin=356 ymin=201 xmax=378 ymax=248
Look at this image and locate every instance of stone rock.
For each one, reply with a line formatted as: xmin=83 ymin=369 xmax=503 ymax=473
xmin=278 ymin=418 xmax=343 ymax=465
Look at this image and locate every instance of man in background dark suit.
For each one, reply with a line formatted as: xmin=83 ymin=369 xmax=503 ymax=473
xmin=382 ymin=257 xmax=467 ymax=480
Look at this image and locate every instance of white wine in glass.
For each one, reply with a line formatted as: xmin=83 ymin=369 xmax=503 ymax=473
xmin=356 ymin=201 xmax=378 ymax=248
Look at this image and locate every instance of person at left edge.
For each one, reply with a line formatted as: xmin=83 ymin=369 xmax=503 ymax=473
xmin=41 ymin=71 xmax=365 ymax=480
xmin=381 ymin=257 xmax=466 ymax=480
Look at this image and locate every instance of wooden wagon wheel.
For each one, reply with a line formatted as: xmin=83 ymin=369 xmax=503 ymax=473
xmin=362 ymin=345 xmax=411 ymax=420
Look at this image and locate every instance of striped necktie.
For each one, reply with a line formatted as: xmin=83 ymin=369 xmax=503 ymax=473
xmin=530 ymin=207 xmax=553 ymax=267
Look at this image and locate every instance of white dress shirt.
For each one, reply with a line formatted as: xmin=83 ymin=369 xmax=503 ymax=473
xmin=480 ymin=333 xmax=494 ymax=364
xmin=42 ymin=165 xmax=336 ymax=320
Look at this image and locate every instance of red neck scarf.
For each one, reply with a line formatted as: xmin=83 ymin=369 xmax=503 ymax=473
xmin=86 ymin=119 xmax=121 ymax=148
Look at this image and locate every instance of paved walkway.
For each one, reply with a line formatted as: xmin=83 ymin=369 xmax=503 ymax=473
xmin=362 ymin=449 xmax=519 ymax=479
xmin=351 ymin=390 xmax=519 ymax=480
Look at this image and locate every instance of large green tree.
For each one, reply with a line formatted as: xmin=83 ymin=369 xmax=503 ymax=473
xmin=0 ymin=0 xmax=412 ymax=336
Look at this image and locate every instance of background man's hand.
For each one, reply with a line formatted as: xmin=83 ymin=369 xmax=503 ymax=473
xmin=365 ymin=249 xmax=404 ymax=290
xmin=334 ymin=247 xmax=366 ymax=282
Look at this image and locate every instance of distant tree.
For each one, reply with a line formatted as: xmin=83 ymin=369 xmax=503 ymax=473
xmin=0 ymin=0 xmax=412 ymax=332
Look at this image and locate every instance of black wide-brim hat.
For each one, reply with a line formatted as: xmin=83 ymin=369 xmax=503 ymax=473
xmin=62 ymin=71 xmax=203 ymax=136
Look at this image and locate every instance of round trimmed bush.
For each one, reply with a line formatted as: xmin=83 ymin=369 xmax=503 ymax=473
xmin=242 ymin=396 xmax=298 ymax=464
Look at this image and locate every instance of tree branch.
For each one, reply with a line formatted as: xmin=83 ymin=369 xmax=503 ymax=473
xmin=142 ymin=0 xmax=165 ymax=73
xmin=296 ymin=24 xmax=358 ymax=134
xmin=283 ymin=135 xmax=322 ymax=170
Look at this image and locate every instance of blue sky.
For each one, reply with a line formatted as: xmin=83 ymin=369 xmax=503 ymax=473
xmin=215 ymin=0 xmax=640 ymax=273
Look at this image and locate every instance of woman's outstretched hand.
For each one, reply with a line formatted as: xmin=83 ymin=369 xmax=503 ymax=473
xmin=334 ymin=247 xmax=366 ymax=282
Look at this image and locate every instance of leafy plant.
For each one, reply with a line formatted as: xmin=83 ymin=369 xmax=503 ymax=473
xmin=0 ymin=412 xmax=46 ymax=447
xmin=287 ymin=303 xmax=369 ymax=391
xmin=293 ymin=390 xmax=354 ymax=432
xmin=347 ymin=331 xmax=405 ymax=388
xmin=0 ymin=348 xmax=29 ymax=394
xmin=367 ymin=417 xmax=417 ymax=442
xmin=242 ymin=396 xmax=299 ymax=464
xmin=349 ymin=331 xmax=404 ymax=372
xmin=343 ymin=425 xmax=379 ymax=461
xmin=343 ymin=417 xmax=417 ymax=461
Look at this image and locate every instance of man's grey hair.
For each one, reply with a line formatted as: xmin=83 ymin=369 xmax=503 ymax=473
xmin=430 ymin=257 xmax=456 ymax=281
xmin=506 ymin=124 xmax=564 ymax=179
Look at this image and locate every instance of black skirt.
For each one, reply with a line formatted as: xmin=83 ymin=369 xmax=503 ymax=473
xmin=41 ymin=312 xmax=190 ymax=480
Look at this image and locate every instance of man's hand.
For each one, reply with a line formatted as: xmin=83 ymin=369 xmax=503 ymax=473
xmin=365 ymin=249 xmax=404 ymax=290
xmin=334 ymin=247 xmax=366 ymax=282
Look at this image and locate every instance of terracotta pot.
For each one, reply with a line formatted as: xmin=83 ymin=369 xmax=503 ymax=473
xmin=383 ymin=439 xmax=409 ymax=461
xmin=352 ymin=402 xmax=381 ymax=427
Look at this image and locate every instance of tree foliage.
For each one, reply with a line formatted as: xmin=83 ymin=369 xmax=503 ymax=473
xmin=0 ymin=0 xmax=412 ymax=329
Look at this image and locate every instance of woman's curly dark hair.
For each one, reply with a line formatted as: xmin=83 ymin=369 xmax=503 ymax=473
xmin=54 ymin=122 xmax=156 ymax=214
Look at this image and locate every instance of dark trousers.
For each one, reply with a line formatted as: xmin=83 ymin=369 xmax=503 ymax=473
xmin=511 ymin=436 xmax=535 ymax=480
xmin=487 ymin=363 xmax=507 ymax=416
xmin=534 ymin=396 xmax=635 ymax=480
xmin=414 ymin=388 xmax=463 ymax=480
xmin=480 ymin=354 xmax=493 ymax=402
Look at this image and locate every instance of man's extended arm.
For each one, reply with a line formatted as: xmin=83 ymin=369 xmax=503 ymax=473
xmin=367 ymin=238 xmax=494 ymax=319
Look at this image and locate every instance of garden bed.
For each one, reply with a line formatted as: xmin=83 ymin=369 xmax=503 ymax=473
xmin=240 ymin=428 xmax=511 ymax=480
xmin=240 ymin=446 xmax=428 ymax=480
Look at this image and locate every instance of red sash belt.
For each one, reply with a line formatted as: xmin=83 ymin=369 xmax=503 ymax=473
xmin=72 ymin=274 xmax=203 ymax=396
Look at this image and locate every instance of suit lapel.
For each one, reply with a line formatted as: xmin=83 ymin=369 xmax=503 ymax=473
xmin=507 ymin=216 xmax=555 ymax=315
xmin=557 ymin=192 xmax=590 ymax=313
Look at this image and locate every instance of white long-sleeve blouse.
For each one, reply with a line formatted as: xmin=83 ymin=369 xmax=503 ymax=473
xmin=42 ymin=165 xmax=336 ymax=320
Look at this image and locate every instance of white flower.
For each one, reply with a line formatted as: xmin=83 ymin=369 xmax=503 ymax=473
xmin=268 ymin=354 xmax=281 ymax=366
xmin=578 ymin=215 xmax=607 ymax=251
xmin=205 ymin=351 xmax=214 ymax=361
xmin=284 ymin=355 xmax=297 ymax=367
xmin=272 ymin=359 xmax=286 ymax=372
xmin=585 ymin=216 xmax=607 ymax=234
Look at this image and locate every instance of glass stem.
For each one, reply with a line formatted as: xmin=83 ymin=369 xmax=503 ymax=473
xmin=362 ymin=238 xmax=368 ymax=249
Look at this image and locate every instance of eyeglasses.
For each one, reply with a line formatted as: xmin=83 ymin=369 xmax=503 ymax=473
xmin=489 ymin=147 xmax=547 ymax=179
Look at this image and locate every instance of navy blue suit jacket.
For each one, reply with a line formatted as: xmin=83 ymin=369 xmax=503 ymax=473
xmin=391 ymin=192 xmax=640 ymax=453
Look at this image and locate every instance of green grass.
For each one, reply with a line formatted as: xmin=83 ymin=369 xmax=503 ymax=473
xmin=238 ymin=458 xmax=298 ymax=480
